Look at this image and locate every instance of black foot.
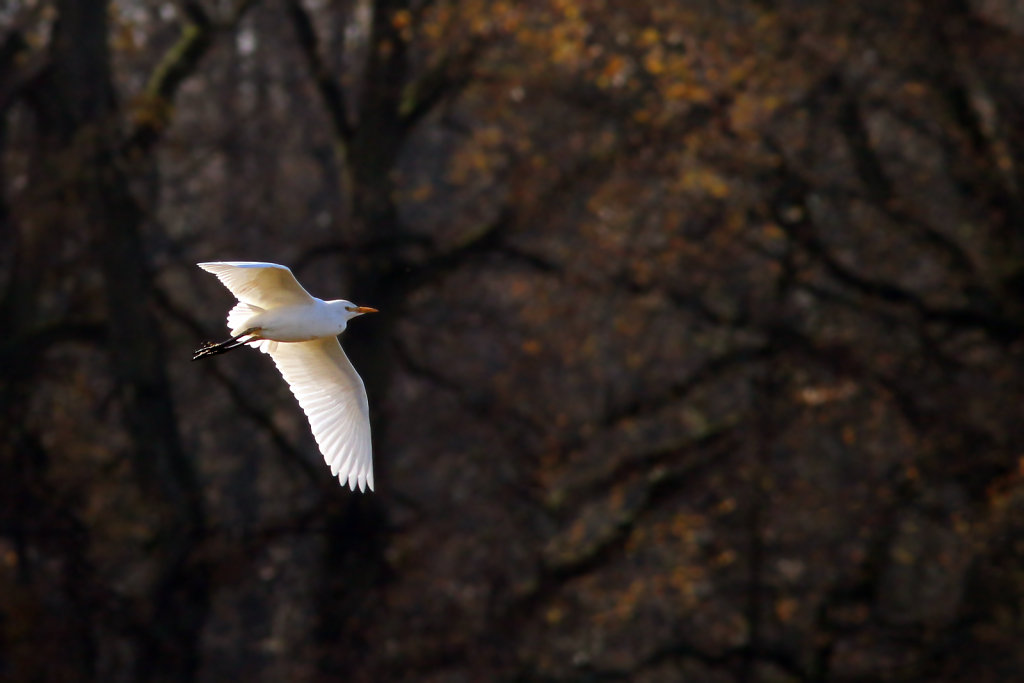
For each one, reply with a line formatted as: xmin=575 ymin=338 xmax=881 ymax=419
xmin=192 ymin=328 xmax=258 ymax=361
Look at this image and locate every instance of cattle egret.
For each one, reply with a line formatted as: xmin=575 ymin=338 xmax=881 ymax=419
xmin=192 ymin=261 xmax=377 ymax=492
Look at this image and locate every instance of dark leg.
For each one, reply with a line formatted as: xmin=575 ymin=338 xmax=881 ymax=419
xmin=192 ymin=328 xmax=260 ymax=361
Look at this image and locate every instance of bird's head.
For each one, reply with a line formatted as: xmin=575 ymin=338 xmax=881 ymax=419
xmin=329 ymin=299 xmax=379 ymax=320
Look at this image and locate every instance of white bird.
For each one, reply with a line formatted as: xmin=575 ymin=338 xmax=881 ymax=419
xmin=192 ymin=261 xmax=377 ymax=492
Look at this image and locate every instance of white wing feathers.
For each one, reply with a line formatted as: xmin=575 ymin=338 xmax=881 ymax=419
xmin=267 ymin=337 xmax=374 ymax=492
xmin=198 ymin=262 xmax=314 ymax=308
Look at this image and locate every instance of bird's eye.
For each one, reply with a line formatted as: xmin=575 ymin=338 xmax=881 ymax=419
xmin=345 ymin=306 xmax=356 ymax=312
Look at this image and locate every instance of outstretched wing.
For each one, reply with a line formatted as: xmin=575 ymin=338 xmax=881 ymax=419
xmin=267 ymin=337 xmax=374 ymax=492
xmin=198 ymin=262 xmax=315 ymax=308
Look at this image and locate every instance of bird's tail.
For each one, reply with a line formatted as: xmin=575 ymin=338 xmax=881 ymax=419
xmin=227 ymin=301 xmax=264 ymax=334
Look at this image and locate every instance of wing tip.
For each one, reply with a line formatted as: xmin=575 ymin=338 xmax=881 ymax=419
xmin=344 ymin=470 xmax=374 ymax=493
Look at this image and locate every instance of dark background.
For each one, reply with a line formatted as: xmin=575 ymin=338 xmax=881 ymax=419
xmin=3 ymin=1 xmax=1024 ymax=681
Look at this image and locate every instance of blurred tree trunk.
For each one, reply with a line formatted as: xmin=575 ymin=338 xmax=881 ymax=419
xmin=286 ymin=0 xmax=497 ymax=667
xmin=286 ymin=0 xmax=423 ymax=672
xmin=309 ymin=4 xmax=406 ymax=670
xmin=19 ymin=1 xmax=209 ymax=679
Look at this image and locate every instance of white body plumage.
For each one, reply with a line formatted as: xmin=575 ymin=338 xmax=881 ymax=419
xmin=238 ymin=299 xmax=352 ymax=342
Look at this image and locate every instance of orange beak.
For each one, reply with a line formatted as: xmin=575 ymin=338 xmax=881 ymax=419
xmin=353 ymin=306 xmax=378 ymax=314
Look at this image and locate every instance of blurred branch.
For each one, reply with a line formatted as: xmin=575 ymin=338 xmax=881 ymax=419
xmin=797 ymin=215 xmax=1019 ymax=340
xmin=555 ymin=420 xmax=740 ymax=510
xmin=204 ymin=363 xmax=324 ymax=483
xmin=392 ymin=331 xmax=544 ymax=442
xmin=285 ymin=0 xmax=353 ymax=143
xmin=836 ymin=96 xmax=979 ymax=278
xmin=541 ymin=439 xmax=730 ymax=580
xmin=402 ymin=133 xmax=632 ymax=288
xmin=770 ymin=73 xmax=988 ymax=290
xmin=142 ymin=1 xmax=212 ymax=98
xmin=767 ymin=72 xmax=1024 ymax=342
xmin=399 ymin=40 xmax=483 ymax=130
xmin=124 ymin=0 xmax=259 ymax=155
xmin=404 ymin=203 xmax=518 ymax=285
xmin=598 ymin=345 xmax=773 ymax=432
xmin=772 ymin=159 xmax=1022 ymax=344
xmin=541 ymin=479 xmax=651 ymax=580
xmin=940 ymin=3 xmax=1024 ymax=220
